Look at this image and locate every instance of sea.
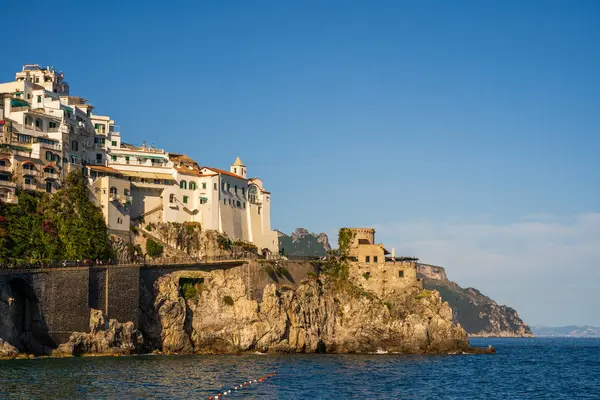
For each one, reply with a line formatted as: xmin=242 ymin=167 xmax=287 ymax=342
xmin=0 ymin=338 xmax=598 ymax=399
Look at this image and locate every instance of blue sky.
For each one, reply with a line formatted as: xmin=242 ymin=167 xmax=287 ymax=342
xmin=2 ymin=0 xmax=599 ymax=326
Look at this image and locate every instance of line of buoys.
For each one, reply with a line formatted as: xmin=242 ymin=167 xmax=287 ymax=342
xmin=208 ymin=372 xmax=277 ymax=399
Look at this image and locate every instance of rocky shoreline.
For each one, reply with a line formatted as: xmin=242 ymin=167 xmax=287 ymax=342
xmin=1 ymin=267 xmax=496 ymax=359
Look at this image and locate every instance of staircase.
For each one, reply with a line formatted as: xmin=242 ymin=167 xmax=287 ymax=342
xmin=132 ymin=204 xmax=163 ymax=222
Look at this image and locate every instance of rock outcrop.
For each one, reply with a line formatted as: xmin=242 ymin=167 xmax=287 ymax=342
xmin=141 ymin=268 xmax=490 ymax=354
xmin=0 ymin=338 xmax=18 ymax=359
xmin=52 ymin=309 xmax=144 ymax=357
xmin=277 ymin=228 xmax=331 ymax=257
xmin=418 ymin=264 xmax=533 ymax=337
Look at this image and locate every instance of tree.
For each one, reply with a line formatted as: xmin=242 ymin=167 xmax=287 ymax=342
xmin=146 ymin=238 xmax=164 ymax=258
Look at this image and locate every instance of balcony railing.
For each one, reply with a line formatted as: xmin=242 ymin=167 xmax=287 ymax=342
xmin=48 ymin=127 xmax=60 ymax=133
xmin=22 ymin=183 xmax=38 ymax=191
xmin=44 ymin=172 xmax=59 ymax=180
xmin=21 ymin=169 xmax=39 ymax=177
xmin=0 ymin=180 xmax=16 ymax=188
xmin=0 ymin=193 xmax=17 ymax=204
xmin=0 ymin=164 xmax=12 ymax=173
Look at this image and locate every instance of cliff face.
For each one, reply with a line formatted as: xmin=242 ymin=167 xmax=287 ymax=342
xmin=418 ymin=264 xmax=533 ymax=337
xmin=277 ymin=228 xmax=331 ymax=257
xmin=139 ymin=266 xmax=487 ymax=354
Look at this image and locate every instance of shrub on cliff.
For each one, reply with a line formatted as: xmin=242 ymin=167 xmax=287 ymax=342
xmin=0 ymin=170 xmax=111 ymax=262
xmin=146 ymin=238 xmax=164 ymax=258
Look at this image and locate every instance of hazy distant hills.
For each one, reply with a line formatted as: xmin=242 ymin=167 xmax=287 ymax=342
xmin=531 ymin=326 xmax=600 ymax=337
xmin=277 ymin=228 xmax=331 ymax=257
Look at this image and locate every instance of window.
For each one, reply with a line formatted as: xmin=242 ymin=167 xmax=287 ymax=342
xmin=0 ymin=160 xmax=5 ymax=166
xmin=35 ymin=119 xmax=42 ymax=129
xmin=169 ymin=194 xmax=175 ymax=203
xmin=221 ymin=182 xmax=225 ymax=191
xmin=365 ymin=256 xmax=370 ymax=263
xmin=25 ymin=116 xmax=32 ymax=126
xmin=37 ymin=95 xmax=42 ymax=103
xmin=224 ymin=199 xmax=226 ymax=205
xmin=124 ymin=189 xmax=130 ymax=196
xmin=399 ymin=270 xmax=404 ymax=278
xmin=183 ymin=196 xmax=188 ymax=204
xmin=49 ymin=122 xmax=57 ymax=129
xmin=125 ymin=156 xmax=130 ymax=164
xmin=96 ymin=153 xmax=102 ymax=162
xmin=45 ymin=151 xmax=53 ymax=161
xmin=202 ymin=182 xmax=206 ymax=189
xmin=200 ymin=197 xmax=208 ymax=204
xmin=248 ymin=185 xmax=258 ymax=204
xmin=110 ymin=187 xmax=118 ymax=195
xmin=111 ymin=155 xmax=117 ymax=161
xmin=72 ymin=141 xmax=78 ymax=151
xmin=373 ymin=256 xmax=378 ymax=263
xmin=243 ymin=202 xmax=245 ymax=208
xmin=44 ymin=167 xmax=55 ymax=174
xmin=236 ymin=200 xmax=241 ymax=207
xmin=111 ymin=141 xmax=117 ymax=146
xmin=258 ymin=207 xmax=261 ymax=215
xmin=22 ymin=163 xmax=34 ymax=171
xmin=189 ymin=182 xmax=196 ymax=190
xmin=117 ymin=217 xmax=122 ymax=224
xmin=234 ymin=185 xmax=238 ymax=194
xmin=180 ymin=180 xmax=187 ymax=189
xmin=242 ymin=187 xmax=245 ymax=196
xmin=213 ymin=183 xmax=217 ymax=190
xmin=24 ymin=178 xmax=32 ymax=185
xmin=227 ymin=183 xmax=230 ymax=191
xmin=35 ymin=77 xmax=39 ymax=83
xmin=234 ymin=167 xmax=237 ymax=174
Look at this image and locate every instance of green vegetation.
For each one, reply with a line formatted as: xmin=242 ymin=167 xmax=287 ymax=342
xmin=0 ymin=170 xmax=112 ymax=262
xmin=145 ymin=224 xmax=153 ymax=231
xmin=179 ymin=278 xmax=205 ymax=300
xmin=146 ymin=238 xmax=164 ymax=258
xmin=415 ymin=289 xmax=433 ymax=300
xmin=321 ymin=228 xmax=355 ymax=279
xmin=362 ymin=272 xmax=371 ymax=280
xmin=384 ymin=301 xmax=392 ymax=311
xmin=223 ymin=295 xmax=234 ymax=306
xmin=232 ymin=240 xmax=258 ymax=253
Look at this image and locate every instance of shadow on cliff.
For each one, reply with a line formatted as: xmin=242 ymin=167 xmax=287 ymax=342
xmin=6 ymin=278 xmax=56 ymax=355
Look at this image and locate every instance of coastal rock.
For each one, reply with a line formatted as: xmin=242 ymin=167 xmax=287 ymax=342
xmin=53 ymin=309 xmax=144 ymax=357
xmin=277 ymin=228 xmax=332 ymax=257
xmin=0 ymin=338 xmax=18 ymax=359
xmin=144 ymin=268 xmax=483 ymax=354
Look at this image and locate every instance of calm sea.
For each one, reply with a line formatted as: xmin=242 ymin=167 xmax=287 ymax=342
xmin=0 ymin=338 xmax=598 ymax=399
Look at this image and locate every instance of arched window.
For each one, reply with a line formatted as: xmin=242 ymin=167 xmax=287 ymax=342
xmin=248 ymin=185 xmax=259 ymax=204
xmin=44 ymin=166 xmax=55 ymax=174
xmin=189 ymin=182 xmax=196 ymax=190
xmin=180 ymin=180 xmax=187 ymax=189
xmin=110 ymin=186 xmax=118 ymax=195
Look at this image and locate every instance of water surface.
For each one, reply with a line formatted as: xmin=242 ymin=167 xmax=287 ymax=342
xmin=1 ymin=338 xmax=598 ymax=399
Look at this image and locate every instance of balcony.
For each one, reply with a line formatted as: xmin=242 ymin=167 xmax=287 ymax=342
xmin=21 ymin=169 xmax=39 ymax=177
xmin=110 ymin=193 xmax=118 ymax=201
xmin=0 ymin=164 xmax=12 ymax=173
xmin=44 ymin=171 xmax=59 ymax=180
xmin=94 ymin=142 xmax=106 ymax=149
xmin=0 ymin=180 xmax=16 ymax=189
xmin=22 ymin=182 xmax=38 ymax=191
xmin=0 ymin=192 xmax=17 ymax=204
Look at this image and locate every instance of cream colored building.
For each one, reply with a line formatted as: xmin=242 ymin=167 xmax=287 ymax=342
xmin=346 ymin=228 xmax=419 ymax=296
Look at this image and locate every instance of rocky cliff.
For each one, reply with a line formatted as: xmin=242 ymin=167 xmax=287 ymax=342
xmin=418 ymin=264 xmax=533 ymax=337
xmin=138 ymin=265 xmax=491 ymax=355
xmin=277 ymin=228 xmax=331 ymax=257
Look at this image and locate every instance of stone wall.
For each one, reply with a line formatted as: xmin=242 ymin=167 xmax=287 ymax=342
xmin=349 ymin=260 xmax=420 ymax=297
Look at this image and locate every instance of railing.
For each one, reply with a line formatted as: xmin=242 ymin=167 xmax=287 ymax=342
xmin=22 ymin=183 xmax=38 ymax=191
xmin=0 ymin=180 xmax=17 ymax=188
xmin=48 ymin=127 xmax=60 ymax=133
xmin=0 ymin=255 xmax=252 ymax=270
xmin=0 ymin=193 xmax=17 ymax=204
xmin=44 ymin=172 xmax=59 ymax=180
xmin=10 ymin=106 xmax=29 ymax=112
xmin=0 ymin=165 xmax=12 ymax=172
xmin=21 ymin=169 xmax=39 ymax=177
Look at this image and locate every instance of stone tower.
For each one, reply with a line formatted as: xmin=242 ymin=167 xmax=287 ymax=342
xmin=230 ymin=156 xmax=246 ymax=178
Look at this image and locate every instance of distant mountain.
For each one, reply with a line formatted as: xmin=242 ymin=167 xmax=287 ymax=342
xmin=531 ymin=326 xmax=600 ymax=337
xmin=277 ymin=228 xmax=331 ymax=257
xmin=418 ymin=264 xmax=534 ymax=337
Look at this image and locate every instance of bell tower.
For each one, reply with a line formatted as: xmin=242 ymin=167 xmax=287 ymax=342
xmin=230 ymin=156 xmax=246 ymax=178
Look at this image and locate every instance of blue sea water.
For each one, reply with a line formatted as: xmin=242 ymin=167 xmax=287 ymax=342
xmin=0 ymin=338 xmax=598 ymax=399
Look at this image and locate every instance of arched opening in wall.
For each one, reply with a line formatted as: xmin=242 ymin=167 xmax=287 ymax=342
xmin=7 ymin=278 xmax=55 ymax=354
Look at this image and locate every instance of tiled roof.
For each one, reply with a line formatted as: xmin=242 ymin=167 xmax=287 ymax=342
xmin=88 ymin=165 xmax=122 ymax=174
xmin=176 ymin=167 xmax=202 ymax=177
xmin=202 ymin=167 xmax=246 ymax=180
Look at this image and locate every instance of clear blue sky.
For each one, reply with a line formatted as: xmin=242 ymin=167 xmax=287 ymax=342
xmin=3 ymin=0 xmax=599 ymax=326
